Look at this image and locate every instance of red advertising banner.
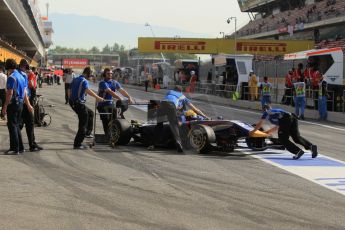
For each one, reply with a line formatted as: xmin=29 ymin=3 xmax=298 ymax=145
xmin=63 ymin=59 xmax=89 ymax=67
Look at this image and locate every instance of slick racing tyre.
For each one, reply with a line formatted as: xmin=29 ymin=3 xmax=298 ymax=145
xmin=246 ymin=123 xmax=268 ymax=151
xmin=109 ymin=119 xmax=132 ymax=147
xmin=245 ymin=137 xmax=268 ymax=151
xmin=189 ymin=124 xmax=216 ymax=154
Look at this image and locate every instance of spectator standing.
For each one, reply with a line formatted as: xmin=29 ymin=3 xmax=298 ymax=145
xmin=163 ymin=74 xmax=169 ymax=89
xmin=69 ymin=67 xmax=104 ymax=149
xmin=37 ymin=71 xmax=43 ymax=88
xmin=63 ymin=68 xmax=75 ymax=104
xmin=27 ymin=67 xmax=37 ymax=102
xmin=189 ymin=71 xmax=197 ymax=93
xmin=207 ymin=69 xmax=213 ymax=83
xmin=283 ymin=70 xmax=294 ymax=105
xmin=144 ymin=73 xmax=149 ymax=92
xmin=293 ymin=77 xmax=306 ymax=120
xmin=18 ymin=59 xmax=43 ymax=152
xmin=248 ymin=70 xmax=258 ymax=101
xmin=0 ymin=66 xmax=7 ymax=120
xmin=259 ymin=76 xmax=272 ymax=108
xmin=294 ymin=63 xmax=304 ymax=82
xmin=2 ymin=59 xmax=33 ymax=155
xmin=311 ymin=67 xmax=321 ymax=108
xmin=318 ymin=74 xmax=328 ymax=120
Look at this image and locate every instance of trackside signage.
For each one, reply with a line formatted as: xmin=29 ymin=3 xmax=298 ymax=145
xmin=63 ymin=59 xmax=89 ymax=68
xmin=138 ymin=37 xmax=314 ymax=55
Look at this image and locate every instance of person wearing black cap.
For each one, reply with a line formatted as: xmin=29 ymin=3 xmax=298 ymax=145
xmin=69 ymin=67 xmax=104 ymax=149
xmin=18 ymin=59 xmax=43 ymax=152
xmin=251 ymin=104 xmax=318 ymax=160
xmin=2 ymin=59 xmax=34 ymax=155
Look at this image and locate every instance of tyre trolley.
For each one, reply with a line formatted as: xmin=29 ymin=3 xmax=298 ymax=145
xmin=90 ymin=99 xmax=130 ymax=148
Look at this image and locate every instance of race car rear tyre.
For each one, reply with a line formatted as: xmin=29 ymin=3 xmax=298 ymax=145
xmin=109 ymin=119 xmax=132 ymax=146
xmin=189 ymin=125 xmax=216 ymax=154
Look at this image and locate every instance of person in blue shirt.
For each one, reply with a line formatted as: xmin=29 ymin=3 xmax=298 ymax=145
xmin=251 ymin=104 xmax=318 ymax=159
xmin=2 ymin=59 xmax=34 ymax=155
xmin=18 ymin=59 xmax=43 ymax=152
xmin=97 ymin=68 xmax=133 ymax=139
xmin=149 ymin=85 xmax=208 ymax=152
xmin=69 ymin=67 xmax=104 ymax=149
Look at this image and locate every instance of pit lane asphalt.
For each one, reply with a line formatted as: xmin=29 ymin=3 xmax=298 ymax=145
xmin=0 ymin=84 xmax=344 ymax=230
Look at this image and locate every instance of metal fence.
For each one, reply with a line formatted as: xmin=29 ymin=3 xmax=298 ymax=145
xmin=191 ymin=82 xmax=340 ymax=112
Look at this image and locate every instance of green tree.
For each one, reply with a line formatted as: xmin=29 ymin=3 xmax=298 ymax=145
xmin=112 ymin=43 xmax=120 ymax=52
xmin=89 ymin=46 xmax=100 ymax=54
xmin=102 ymin=44 xmax=111 ymax=53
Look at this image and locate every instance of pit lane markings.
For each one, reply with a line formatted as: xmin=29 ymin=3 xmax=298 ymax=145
xmin=239 ymin=146 xmax=345 ymax=196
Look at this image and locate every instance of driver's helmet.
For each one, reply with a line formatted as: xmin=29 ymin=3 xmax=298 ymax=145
xmin=184 ymin=109 xmax=197 ymax=120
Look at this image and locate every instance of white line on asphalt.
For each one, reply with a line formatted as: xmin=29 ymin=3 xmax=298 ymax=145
xmin=237 ymin=143 xmax=345 ymax=196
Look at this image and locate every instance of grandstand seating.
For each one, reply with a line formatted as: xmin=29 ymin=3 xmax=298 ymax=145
xmin=238 ymin=0 xmax=345 ymax=37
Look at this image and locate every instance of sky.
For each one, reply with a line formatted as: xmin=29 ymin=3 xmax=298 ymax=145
xmin=38 ymin=0 xmax=250 ymax=39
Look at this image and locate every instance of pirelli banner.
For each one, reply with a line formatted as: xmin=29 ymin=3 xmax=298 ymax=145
xmin=138 ymin=37 xmax=314 ymax=55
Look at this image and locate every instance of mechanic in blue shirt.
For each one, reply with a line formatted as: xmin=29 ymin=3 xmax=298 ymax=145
xmin=69 ymin=67 xmax=104 ymax=149
xmin=251 ymin=104 xmax=318 ymax=159
xmin=97 ymin=68 xmax=133 ymax=139
xmin=18 ymin=59 xmax=43 ymax=152
xmin=150 ymin=85 xmax=208 ymax=152
xmin=2 ymin=59 xmax=33 ymax=155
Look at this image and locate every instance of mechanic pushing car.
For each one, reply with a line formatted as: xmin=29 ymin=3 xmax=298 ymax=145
xmin=97 ymin=68 xmax=134 ymax=139
xmin=69 ymin=67 xmax=105 ymax=149
xmin=149 ymin=85 xmax=209 ymax=152
xmin=251 ymin=104 xmax=318 ymax=159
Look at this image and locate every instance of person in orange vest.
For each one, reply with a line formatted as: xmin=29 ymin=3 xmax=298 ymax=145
xmin=303 ymin=63 xmax=312 ymax=87
xmin=311 ymin=67 xmax=321 ymax=109
xmin=293 ymin=63 xmax=304 ymax=82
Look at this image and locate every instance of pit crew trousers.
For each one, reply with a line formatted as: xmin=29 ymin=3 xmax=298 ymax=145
xmin=0 ymin=89 xmax=6 ymax=118
xmin=64 ymin=83 xmax=71 ymax=104
xmin=155 ymin=101 xmax=182 ymax=148
xmin=7 ymin=102 xmax=24 ymax=152
xmin=69 ymin=101 xmax=94 ymax=147
xmin=22 ymin=103 xmax=38 ymax=149
xmin=278 ymin=114 xmax=312 ymax=155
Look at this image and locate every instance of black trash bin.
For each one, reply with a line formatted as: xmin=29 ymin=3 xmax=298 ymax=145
xmin=241 ymin=82 xmax=249 ymax=100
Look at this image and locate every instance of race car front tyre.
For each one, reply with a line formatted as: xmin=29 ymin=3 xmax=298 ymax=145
xmin=189 ymin=124 xmax=216 ymax=154
xmin=109 ymin=119 xmax=132 ymax=147
xmin=245 ymin=137 xmax=268 ymax=151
